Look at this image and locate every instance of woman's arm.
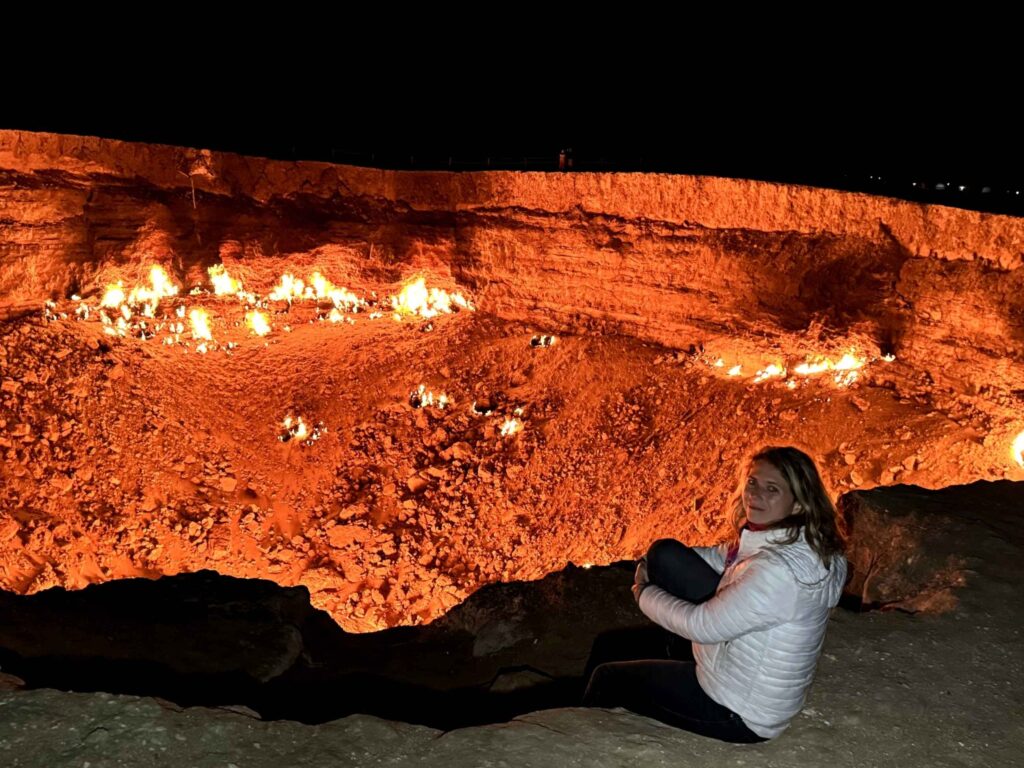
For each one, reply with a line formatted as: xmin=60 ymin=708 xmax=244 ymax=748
xmin=637 ymin=554 xmax=799 ymax=643
xmin=690 ymin=544 xmax=729 ymax=574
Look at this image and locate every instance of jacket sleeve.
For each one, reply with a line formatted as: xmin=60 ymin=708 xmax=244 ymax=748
xmin=638 ymin=553 xmax=799 ymax=643
xmin=691 ymin=544 xmax=728 ymax=574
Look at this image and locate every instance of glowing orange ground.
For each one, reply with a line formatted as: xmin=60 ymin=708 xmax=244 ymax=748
xmin=2 ymin=261 xmax=1018 ymax=632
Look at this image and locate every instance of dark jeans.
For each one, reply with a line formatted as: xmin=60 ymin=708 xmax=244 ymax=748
xmin=582 ymin=539 xmax=767 ymax=743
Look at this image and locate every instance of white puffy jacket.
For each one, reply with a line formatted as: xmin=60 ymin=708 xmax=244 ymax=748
xmin=638 ymin=528 xmax=847 ymax=739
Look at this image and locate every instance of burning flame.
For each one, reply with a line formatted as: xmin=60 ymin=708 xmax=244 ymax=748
xmin=246 ymin=311 xmax=270 ymax=336
xmin=279 ymin=415 xmax=325 ymax=444
xmin=265 ymin=271 xmax=365 ymax=309
xmin=269 ymin=274 xmax=305 ymax=303
xmin=99 ymin=266 xmax=180 ymax=319
xmin=500 ymin=417 xmax=523 ymax=437
xmin=189 ymin=309 xmax=213 ymax=341
xmin=791 ymin=351 xmax=867 ymax=387
xmin=754 ymin=363 xmax=787 ymax=383
xmin=793 ymin=360 xmax=830 ymax=376
xmin=209 ymin=265 xmax=242 ymax=295
xmin=391 ymin=277 xmax=473 ymax=319
xmin=833 ymin=353 xmax=864 ymax=371
xmin=794 ymin=352 xmax=866 ymax=377
xmin=127 ymin=266 xmax=179 ymax=308
xmin=1013 ymin=431 xmax=1024 ymax=468
xmin=101 ymin=283 xmax=126 ymax=308
xmin=410 ymin=385 xmax=450 ymax=409
xmin=283 ymin=415 xmax=308 ymax=441
xmin=727 ymin=365 xmax=742 ymax=376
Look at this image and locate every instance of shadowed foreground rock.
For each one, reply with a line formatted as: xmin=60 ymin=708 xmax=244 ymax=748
xmin=0 ymin=560 xmax=642 ymax=728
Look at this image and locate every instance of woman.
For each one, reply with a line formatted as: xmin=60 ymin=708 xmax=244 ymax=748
xmin=583 ymin=446 xmax=848 ymax=742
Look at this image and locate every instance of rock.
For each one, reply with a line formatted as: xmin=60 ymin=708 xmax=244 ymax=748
xmin=446 ymin=442 xmax=473 ymax=461
xmin=0 ymin=672 xmax=25 ymax=691
xmin=1 ymin=380 xmax=20 ymax=394
xmin=840 ymin=486 xmax=978 ymax=612
xmin=220 ymin=477 xmax=238 ymax=493
xmin=407 ymin=475 xmax=429 ymax=494
xmin=0 ymin=571 xmax=308 ymax=684
xmin=328 ymin=525 xmax=369 ymax=549
xmin=488 ymin=667 xmax=553 ymax=693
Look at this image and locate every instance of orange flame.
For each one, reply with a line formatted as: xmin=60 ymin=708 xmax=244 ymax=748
xmin=269 ymin=274 xmax=305 ymax=303
xmin=833 ymin=353 xmax=864 ymax=371
xmin=500 ymin=417 xmax=523 ymax=437
xmin=1013 ymin=431 xmax=1024 ymax=468
xmin=127 ymin=266 xmax=179 ymax=308
xmin=411 ymin=385 xmax=450 ymax=409
xmin=310 ymin=271 xmax=364 ymax=311
xmin=209 ymin=265 xmax=242 ymax=295
xmin=792 ymin=360 xmax=830 ymax=376
xmin=189 ymin=309 xmax=213 ymax=341
xmin=754 ymin=363 xmax=787 ymax=383
xmin=245 ymin=311 xmax=270 ymax=336
xmin=794 ymin=352 xmax=866 ymax=377
xmin=101 ymin=283 xmax=126 ymax=308
xmin=391 ymin=277 xmax=473 ymax=319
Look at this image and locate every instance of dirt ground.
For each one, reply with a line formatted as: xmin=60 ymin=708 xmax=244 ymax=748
xmin=1 ymin=265 xmax=1019 ymax=634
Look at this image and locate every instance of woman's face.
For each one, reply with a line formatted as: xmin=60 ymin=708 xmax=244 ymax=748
xmin=743 ymin=460 xmax=798 ymax=525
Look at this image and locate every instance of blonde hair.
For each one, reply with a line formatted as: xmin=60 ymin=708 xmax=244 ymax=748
xmin=727 ymin=446 xmax=846 ymax=568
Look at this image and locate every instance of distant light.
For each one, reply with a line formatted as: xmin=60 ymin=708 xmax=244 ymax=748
xmin=935 ymin=183 xmax=946 ymax=191
xmin=958 ymin=185 xmax=966 ymax=192
xmin=981 ymin=186 xmax=991 ymax=194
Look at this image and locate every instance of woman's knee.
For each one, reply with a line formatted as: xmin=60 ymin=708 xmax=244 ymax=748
xmin=647 ymin=538 xmax=687 ymax=576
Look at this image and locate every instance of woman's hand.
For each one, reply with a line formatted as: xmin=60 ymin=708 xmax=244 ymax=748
xmin=632 ymin=557 xmax=650 ymax=604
